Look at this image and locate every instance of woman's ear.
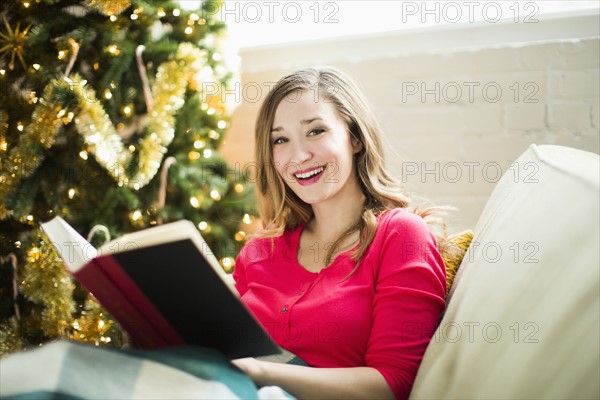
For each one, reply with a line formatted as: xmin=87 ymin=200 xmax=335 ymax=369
xmin=351 ymin=137 xmax=363 ymax=154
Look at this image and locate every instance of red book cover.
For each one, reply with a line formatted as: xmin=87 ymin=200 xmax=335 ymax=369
xmin=91 ymin=254 xmax=185 ymax=347
xmin=75 ymin=260 xmax=168 ymax=349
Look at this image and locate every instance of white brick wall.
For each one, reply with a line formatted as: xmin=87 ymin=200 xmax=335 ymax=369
xmin=221 ymin=12 xmax=600 ymax=233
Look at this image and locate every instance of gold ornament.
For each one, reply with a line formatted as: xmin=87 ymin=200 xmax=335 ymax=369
xmin=0 ymin=15 xmax=31 ymax=71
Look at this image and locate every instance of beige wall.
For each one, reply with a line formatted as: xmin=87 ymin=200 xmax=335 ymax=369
xmin=220 ymin=11 xmax=599 ymax=232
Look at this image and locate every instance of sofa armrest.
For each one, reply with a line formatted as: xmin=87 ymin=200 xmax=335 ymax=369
xmin=410 ymin=144 xmax=600 ymax=399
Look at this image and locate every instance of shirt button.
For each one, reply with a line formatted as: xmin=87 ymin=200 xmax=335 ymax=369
xmin=282 ymin=306 xmax=288 ymax=314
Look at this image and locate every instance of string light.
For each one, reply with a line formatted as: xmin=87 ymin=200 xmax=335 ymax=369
xmin=107 ymin=44 xmax=120 ymax=56
xmin=203 ymin=149 xmax=212 ymax=158
xmin=58 ymin=50 xmax=67 ymax=60
xmin=190 ymin=196 xmax=200 ymax=208
xmin=234 ymin=183 xmax=244 ymax=193
xmin=172 ymin=9 xmax=181 ymax=16
xmin=243 ymin=214 xmax=253 ymax=224
xmin=157 ymin=7 xmax=166 ymax=17
xmin=130 ymin=210 xmax=142 ymax=221
xmin=122 ymin=104 xmax=133 ymax=117
xmin=103 ymin=89 xmax=112 ymax=99
xmin=190 ymin=13 xmax=199 ymax=21
xmin=79 ymin=151 xmax=88 ymax=160
xmin=220 ymin=257 xmax=235 ymax=272
xmin=68 ymin=188 xmax=76 ymax=199
xmin=16 ymin=122 xmax=23 ymax=131
xmin=208 ymin=130 xmax=219 ymax=140
xmin=194 ymin=139 xmax=205 ymax=149
xmin=32 ymin=63 xmax=40 ymax=70
xmin=198 ymin=221 xmax=208 ymax=231
xmin=217 ymin=120 xmax=227 ymax=129
xmin=234 ymin=231 xmax=246 ymax=241
xmin=110 ymin=15 xmax=117 ymax=22
xmin=0 ymin=69 xmax=5 ymax=76
xmin=210 ymin=190 xmax=221 ymax=201
xmin=188 ymin=151 xmax=200 ymax=160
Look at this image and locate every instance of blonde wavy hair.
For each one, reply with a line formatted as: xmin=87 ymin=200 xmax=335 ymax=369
xmin=253 ymin=66 xmax=446 ymax=270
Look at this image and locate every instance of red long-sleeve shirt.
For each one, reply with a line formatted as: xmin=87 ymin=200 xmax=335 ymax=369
xmin=233 ymin=208 xmax=446 ymax=399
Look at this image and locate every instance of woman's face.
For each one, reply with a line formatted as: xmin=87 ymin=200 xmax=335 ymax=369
xmin=270 ymin=91 xmax=362 ymax=206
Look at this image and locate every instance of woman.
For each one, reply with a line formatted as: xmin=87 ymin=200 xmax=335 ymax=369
xmin=232 ymin=67 xmax=446 ymax=400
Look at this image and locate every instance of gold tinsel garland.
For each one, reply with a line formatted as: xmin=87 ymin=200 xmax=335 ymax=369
xmin=87 ymin=0 xmax=131 ymax=16
xmin=70 ymin=42 xmax=206 ymax=189
xmin=20 ymin=231 xmax=76 ymax=338
xmin=0 ymin=85 xmax=66 ymax=220
xmin=0 ymin=42 xmax=207 ymax=218
xmin=0 ymin=229 xmax=124 ymax=356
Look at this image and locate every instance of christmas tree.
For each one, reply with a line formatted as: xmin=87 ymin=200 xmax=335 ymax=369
xmin=0 ymin=0 xmax=256 ymax=355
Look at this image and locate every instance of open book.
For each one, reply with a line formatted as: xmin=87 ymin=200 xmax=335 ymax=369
xmin=41 ymin=217 xmax=280 ymax=359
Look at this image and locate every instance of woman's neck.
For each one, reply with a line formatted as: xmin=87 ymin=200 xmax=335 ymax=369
xmin=307 ymin=184 xmax=366 ymax=243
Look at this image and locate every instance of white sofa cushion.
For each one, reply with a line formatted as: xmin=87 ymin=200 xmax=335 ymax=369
xmin=410 ymin=144 xmax=599 ymax=399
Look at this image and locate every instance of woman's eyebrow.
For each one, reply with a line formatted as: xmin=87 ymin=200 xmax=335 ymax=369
xmin=271 ymin=117 xmax=323 ymax=133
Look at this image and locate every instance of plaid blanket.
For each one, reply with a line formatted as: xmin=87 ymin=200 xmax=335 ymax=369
xmin=0 ymin=340 xmax=294 ymax=399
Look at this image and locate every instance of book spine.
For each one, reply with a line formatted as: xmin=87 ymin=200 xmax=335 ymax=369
xmin=93 ymin=255 xmax=185 ymax=347
xmin=75 ymin=261 xmax=167 ymax=349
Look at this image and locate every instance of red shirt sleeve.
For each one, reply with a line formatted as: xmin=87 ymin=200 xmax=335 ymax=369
xmin=233 ymin=242 xmax=250 ymax=296
xmin=365 ymin=210 xmax=447 ymax=400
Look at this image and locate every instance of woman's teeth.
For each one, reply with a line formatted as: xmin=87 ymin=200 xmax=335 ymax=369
xmin=295 ymin=166 xmax=325 ymax=180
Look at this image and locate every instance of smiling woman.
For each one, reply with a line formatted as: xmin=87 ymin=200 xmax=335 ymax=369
xmin=231 ymin=66 xmax=448 ymax=400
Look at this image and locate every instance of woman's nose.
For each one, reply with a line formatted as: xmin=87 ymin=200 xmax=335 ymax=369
xmin=291 ymin=140 xmax=313 ymax=164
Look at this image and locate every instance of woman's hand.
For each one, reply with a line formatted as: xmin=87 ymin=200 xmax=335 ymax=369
xmin=231 ymin=357 xmax=267 ymax=386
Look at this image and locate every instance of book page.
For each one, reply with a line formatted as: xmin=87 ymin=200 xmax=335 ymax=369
xmin=40 ymin=217 xmax=98 ymax=272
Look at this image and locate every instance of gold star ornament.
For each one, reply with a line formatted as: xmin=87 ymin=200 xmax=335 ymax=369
xmin=0 ymin=15 xmax=31 ymax=71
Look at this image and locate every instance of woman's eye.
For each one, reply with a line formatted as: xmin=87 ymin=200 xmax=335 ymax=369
xmin=308 ymin=128 xmax=325 ymax=136
xmin=272 ymin=137 xmax=287 ymax=145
